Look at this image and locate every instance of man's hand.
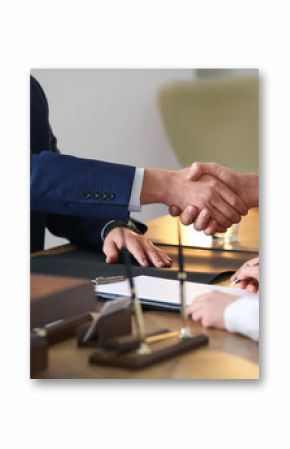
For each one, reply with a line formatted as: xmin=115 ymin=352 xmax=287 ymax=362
xmin=231 ymin=257 xmax=259 ymax=293
xmin=141 ymin=166 xmax=248 ymax=231
xmin=187 ymin=291 xmax=238 ymax=329
xmin=187 ymin=162 xmax=259 ymax=209
xmin=169 ymin=162 xmax=258 ymax=233
xmin=103 ymin=227 xmax=172 ymax=268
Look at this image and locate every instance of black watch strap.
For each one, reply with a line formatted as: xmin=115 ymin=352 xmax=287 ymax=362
xmin=102 ymin=219 xmax=141 ymax=240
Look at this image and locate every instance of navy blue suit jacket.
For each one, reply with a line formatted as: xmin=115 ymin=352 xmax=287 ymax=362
xmin=30 ymin=76 xmax=145 ymax=252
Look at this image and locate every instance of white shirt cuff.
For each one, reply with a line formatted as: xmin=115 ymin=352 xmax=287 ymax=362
xmin=224 ymin=296 xmax=259 ymax=342
xmin=128 ymin=167 xmax=144 ymax=212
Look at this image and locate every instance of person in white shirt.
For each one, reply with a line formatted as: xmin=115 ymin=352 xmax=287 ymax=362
xmin=187 ymin=258 xmax=259 ymax=342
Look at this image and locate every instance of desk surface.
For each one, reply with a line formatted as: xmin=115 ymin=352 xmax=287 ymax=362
xmin=32 ymin=210 xmax=259 ymax=380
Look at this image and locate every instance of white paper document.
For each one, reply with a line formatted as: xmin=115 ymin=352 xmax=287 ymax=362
xmin=96 ymin=275 xmax=256 ymax=306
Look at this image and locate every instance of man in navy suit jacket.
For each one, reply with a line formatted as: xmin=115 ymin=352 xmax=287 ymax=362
xmin=31 ymin=76 xmax=249 ymax=262
xmin=31 ymin=76 xmax=152 ymax=254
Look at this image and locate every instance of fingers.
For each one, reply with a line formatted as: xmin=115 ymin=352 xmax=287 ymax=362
xmin=233 ymin=265 xmax=259 ymax=285
xmin=169 ymin=205 xmax=182 ymax=217
xmin=239 ymin=280 xmax=249 ymax=290
xmin=191 ymin=309 xmax=203 ymax=322
xmin=230 ymin=257 xmax=259 ymax=294
xmin=146 ymin=247 xmax=172 ymax=268
xmin=170 ymin=204 xmax=227 ymax=235
xmin=125 ymin=233 xmax=172 ymax=268
xmin=187 ymin=293 xmax=209 ymax=313
xmin=173 ymin=206 xmax=222 ymax=235
xmin=187 ymin=298 xmax=211 ymax=327
xmin=193 ymin=208 xmax=211 ymax=231
xmin=203 ymin=218 xmax=217 ymax=235
xmin=187 ymin=302 xmax=202 ymax=318
xmin=125 ymin=237 xmax=150 ymax=267
xmin=209 ymin=193 xmax=241 ymax=224
xmin=169 ymin=205 xmax=200 ymax=226
xmin=156 ymin=249 xmax=172 ymax=267
xmin=213 ymin=224 xmax=227 ymax=233
xmin=103 ymin=238 xmax=119 ymax=264
xmin=209 ymin=205 xmax=232 ymax=229
xmin=186 ymin=163 xmax=248 ymax=216
xmin=238 ymin=279 xmax=259 ymax=294
xmin=246 ymin=281 xmax=259 ymax=293
xmin=213 ymin=180 xmax=248 ymax=216
xmin=232 ymin=259 xmax=252 ymax=280
xmin=179 ymin=205 xmax=199 ymax=225
xmin=104 ymin=228 xmax=173 ymax=268
xmin=140 ymin=240 xmax=166 ymax=268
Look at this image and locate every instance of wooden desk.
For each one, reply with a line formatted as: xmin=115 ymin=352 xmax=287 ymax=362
xmin=33 ymin=210 xmax=259 ymax=380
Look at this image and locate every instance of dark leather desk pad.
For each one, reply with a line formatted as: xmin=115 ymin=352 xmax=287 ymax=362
xmin=31 ymin=245 xmax=257 ymax=284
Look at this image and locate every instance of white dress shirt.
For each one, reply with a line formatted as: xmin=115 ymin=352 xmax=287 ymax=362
xmin=224 ymin=295 xmax=259 ymax=342
xmin=128 ymin=168 xmax=144 ymax=211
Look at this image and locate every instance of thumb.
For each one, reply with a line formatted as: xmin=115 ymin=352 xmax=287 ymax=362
xmin=103 ymin=238 xmax=119 ymax=264
xmin=186 ymin=162 xmax=217 ymax=181
xmin=185 ymin=162 xmax=203 ymax=181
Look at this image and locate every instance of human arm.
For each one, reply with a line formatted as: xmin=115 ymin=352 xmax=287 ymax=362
xmin=187 ymin=291 xmax=259 ymax=342
xmin=31 ymin=151 xmax=135 ymax=221
xmin=47 ymin=213 xmax=171 ymax=267
xmin=32 ymin=152 xmax=248 ymax=235
xmin=141 ymin=166 xmax=248 ymax=230
xmin=30 ymin=75 xmax=168 ymax=259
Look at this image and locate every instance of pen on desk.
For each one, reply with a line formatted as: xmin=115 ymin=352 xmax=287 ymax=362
xmin=91 ymin=275 xmax=126 ymax=285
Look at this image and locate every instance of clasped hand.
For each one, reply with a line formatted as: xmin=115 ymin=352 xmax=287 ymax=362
xmin=167 ymin=162 xmax=258 ymax=235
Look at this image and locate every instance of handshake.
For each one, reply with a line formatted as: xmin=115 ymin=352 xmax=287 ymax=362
xmin=141 ymin=162 xmax=259 ymax=235
xmin=104 ymin=162 xmax=259 ymax=267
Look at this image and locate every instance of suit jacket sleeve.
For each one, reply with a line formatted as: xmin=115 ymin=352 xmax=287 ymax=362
xmin=31 ymin=151 xmax=136 ymax=221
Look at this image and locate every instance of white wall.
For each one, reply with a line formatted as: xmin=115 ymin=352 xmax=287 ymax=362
xmin=31 ymin=69 xmax=193 ymax=249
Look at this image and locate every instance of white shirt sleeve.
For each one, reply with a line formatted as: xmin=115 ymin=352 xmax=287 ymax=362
xmin=128 ymin=168 xmax=144 ymax=212
xmin=224 ymin=296 xmax=259 ymax=342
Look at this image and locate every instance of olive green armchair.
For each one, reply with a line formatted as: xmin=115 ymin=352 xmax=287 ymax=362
xmin=158 ymin=76 xmax=258 ymax=173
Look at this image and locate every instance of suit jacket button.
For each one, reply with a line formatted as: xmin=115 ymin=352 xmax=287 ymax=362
xmin=102 ymin=193 xmax=107 ymax=200
xmin=107 ymin=193 xmax=115 ymax=200
xmin=94 ymin=193 xmax=100 ymax=199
